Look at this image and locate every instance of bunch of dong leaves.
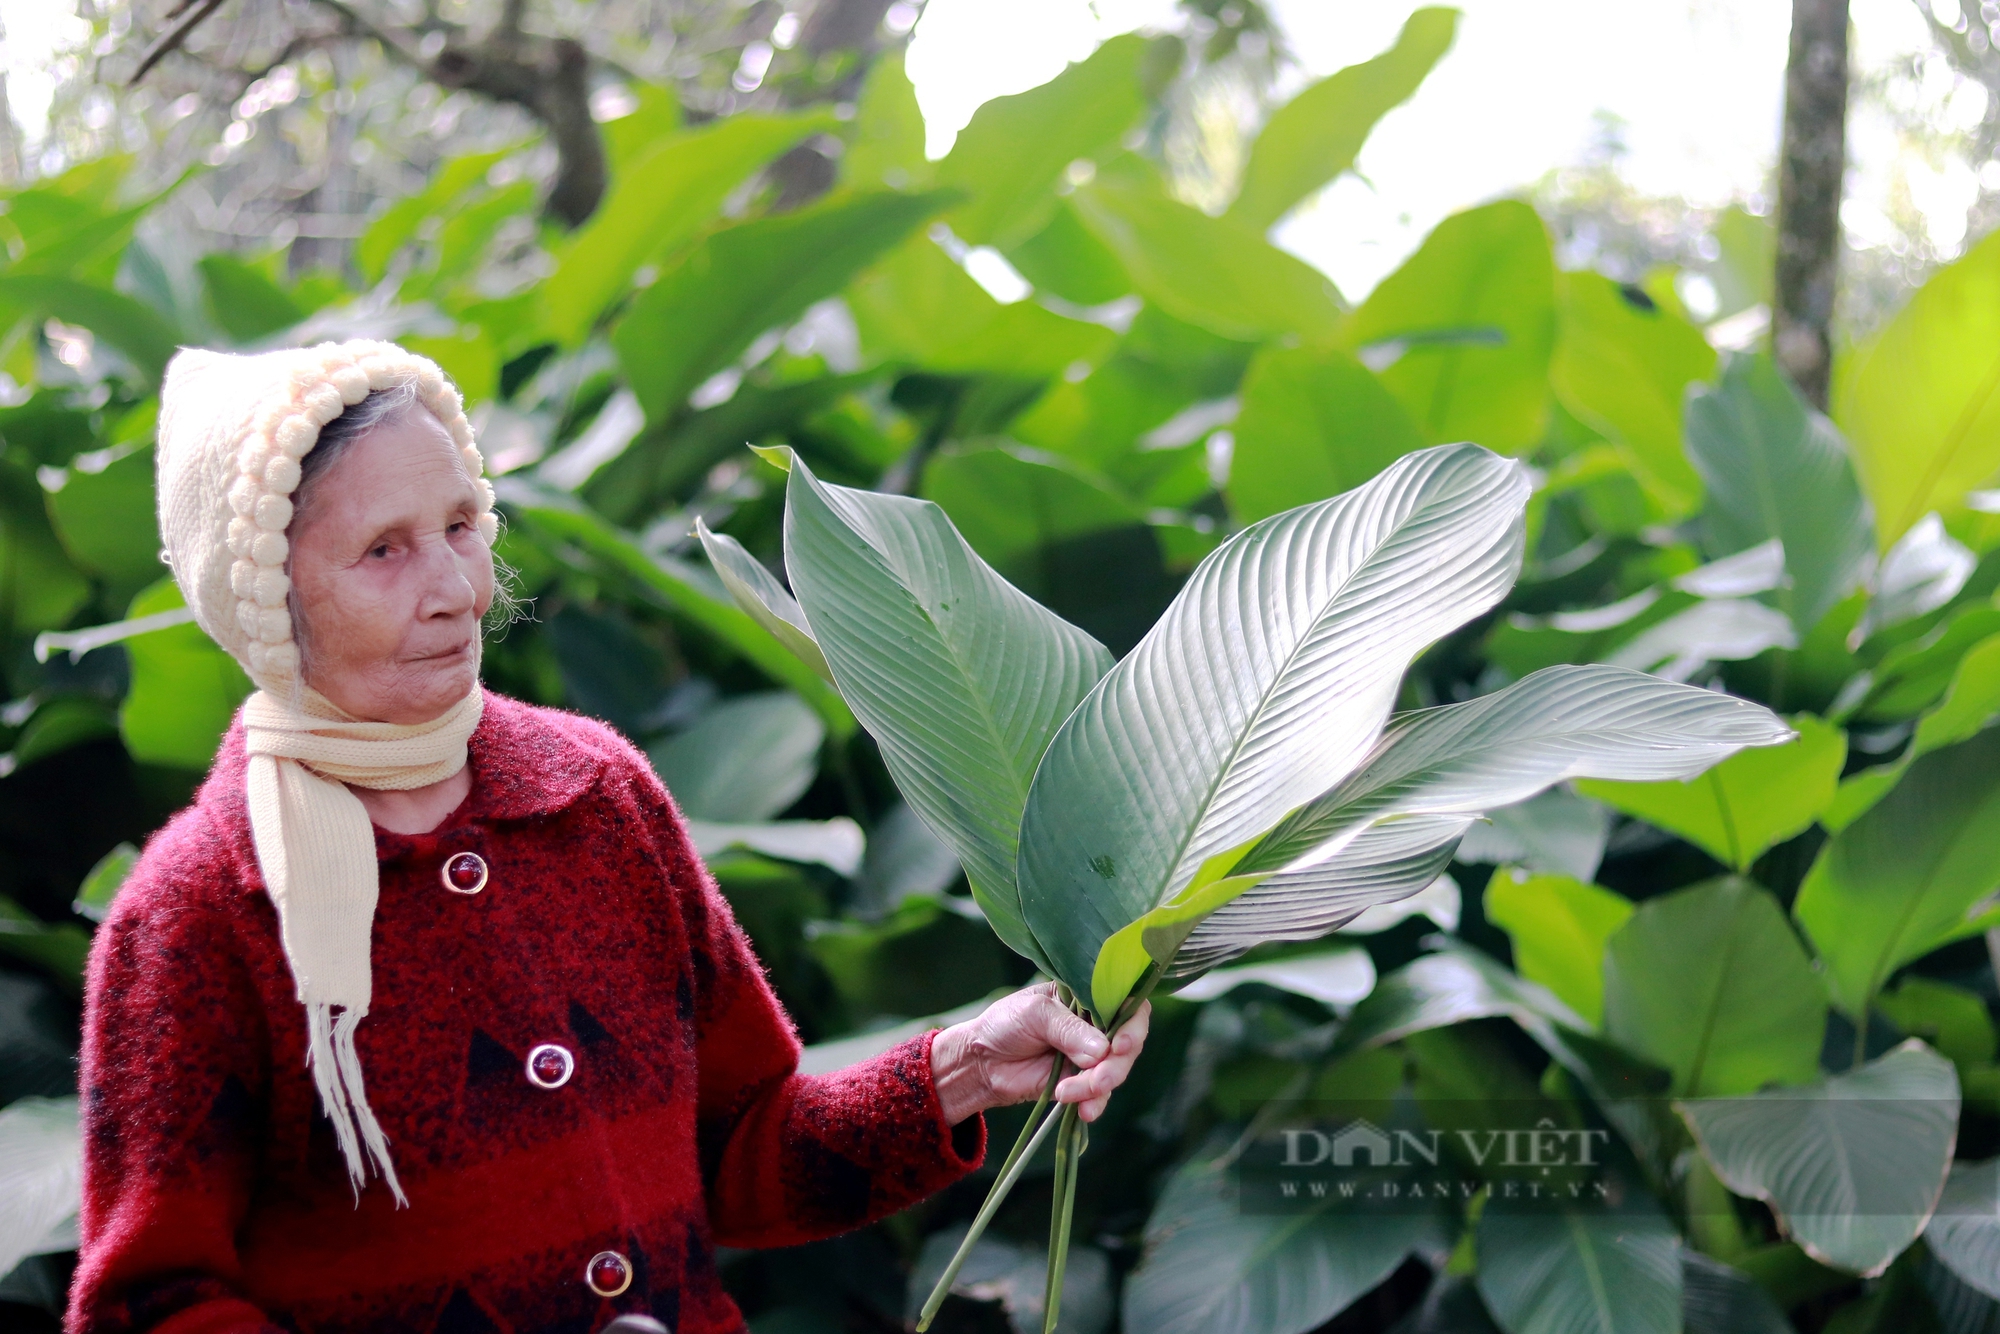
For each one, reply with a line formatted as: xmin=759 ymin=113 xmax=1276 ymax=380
xmin=704 ymin=440 xmax=1791 ymax=1333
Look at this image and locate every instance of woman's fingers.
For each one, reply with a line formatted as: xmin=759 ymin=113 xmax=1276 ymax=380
xmin=1015 ymin=992 xmax=1107 ymax=1068
xmin=1052 ymin=1001 xmax=1151 ymax=1121
xmin=952 ymin=990 xmax=1154 ymax=1119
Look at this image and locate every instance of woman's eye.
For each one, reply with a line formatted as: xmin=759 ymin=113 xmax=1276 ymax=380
xmin=369 ymin=543 xmax=391 ymax=559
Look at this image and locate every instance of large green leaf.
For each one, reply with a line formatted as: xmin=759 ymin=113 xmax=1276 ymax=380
xmin=695 ymin=519 xmax=833 ymax=683
xmin=499 ymin=486 xmax=855 ymax=736
xmin=1687 ymin=354 xmax=1873 ymax=634
xmin=1342 ymin=201 xmax=1556 ymax=453
xmin=1475 ymin=1201 xmax=1683 ymax=1334
xmin=1169 ymin=944 xmax=1377 ymax=1008
xmin=778 ymin=451 xmax=1113 ymax=969
xmin=1484 ymin=870 xmax=1633 ymax=1027
xmin=1680 ymin=1248 xmax=1796 ymax=1334
xmin=685 ymin=818 xmax=862 ymax=877
xmin=1119 ymin=1153 xmax=1449 ymax=1334
xmin=1194 ymin=638 xmax=1757 ymax=987
xmin=647 ymin=691 xmax=824 ymax=823
xmin=1848 ymin=603 xmax=2000 ymax=726
xmin=1459 ymin=789 xmax=1611 ymax=881
xmin=1794 ymin=725 xmax=2000 ymax=1017
xmin=583 ymin=372 xmax=875 ymax=525
xmin=44 ymin=443 xmax=163 ymax=599
xmin=1017 ymin=445 xmax=1529 ymax=1013
xmin=804 ymin=896 xmax=1015 ymax=1025
xmin=119 ymin=578 xmax=253 ymax=770
xmin=1169 ymin=813 xmax=1474 ymax=980
xmin=1853 ymin=512 xmax=1978 ymax=647
xmin=1072 ymin=173 xmax=1345 ymax=343
xmin=1926 ymin=1157 xmax=2000 ymax=1302
xmin=0 ymin=275 xmax=179 ymax=386
xmin=1243 ymin=665 xmax=1793 ymax=872
xmin=1679 ymin=1042 xmax=1960 ymax=1276
xmin=0 ymin=461 xmax=89 ymax=636
xmin=1878 ymin=976 xmax=1996 ymax=1068
xmin=1327 ymin=944 xmax=1673 ymax=1151
xmin=1164 ymin=665 xmax=1786 ymax=995
xmin=1551 ymin=272 xmax=1715 ymax=517
xmin=400 ymin=180 xmax=537 ymax=303
xmin=0 ymin=1096 xmax=80 ymax=1281
xmin=1826 ymin=631 xmax=2000 ymax=829
xmin=919 ymin=444 xmax=1144 ymax=584
xmin=1578 ymin=713 xmax=1846 ymax=872
xmin=1004 ymin=199 xmax=1133 ymax=307
xmin=1012 ymin=304 xmax=1256 ymax=465
xmin=196 ymin=253 xmax=305 ymax=343
xmin=353 ymin=145 xmax=519 ymax=284
xmin=542 ymin=111 xmax=834 ymax=345
xmin=1226 ymin=343 xmax=1423 ymax=524
xmin=911 ymin=1224 xmax=1113 ymax=1334
xmin=917 ymin=444 xmax=1176 ymax=653
xmin=844 ymin=51 xmax=929 ymax=191
xmin=0 ymin=697 xmax=116 ymax=779
xmin=613 ymin=189 xmax=950 ymax=420
xmin=1602 ymin=876 xmax=1826 ymax=1096
xmin=846 ymin=233 xmax=1116 ymax=377
xmin=600 ymin=85 xmax=682 ymax=172
xmin=1835 ymin=225 xmax=2000 ymax=548
xmin=1227 ymin=8 xmax=1458 ymax=230
xmin=73 ymin=841 xmax=137 ymax=923
xmin=935 ymin=33 xmax=1154 ymax=249
xmin=0 ymin=893 xmax=92 ymax=992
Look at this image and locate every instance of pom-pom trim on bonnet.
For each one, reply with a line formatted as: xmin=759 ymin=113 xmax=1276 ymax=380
xmin=161 ymin=339 xmax=498 ymax=691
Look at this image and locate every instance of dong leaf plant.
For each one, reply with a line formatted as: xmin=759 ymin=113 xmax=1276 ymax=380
xmin=708 ymin=441 xmax=1792 ymax=1331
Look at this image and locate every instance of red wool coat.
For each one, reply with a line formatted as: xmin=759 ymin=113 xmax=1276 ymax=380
xmin=68 ymin=690 xmax=985 ymax=1334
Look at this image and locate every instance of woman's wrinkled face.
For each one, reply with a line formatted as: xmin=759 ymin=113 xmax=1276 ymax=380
xmin=287 ymin=409 xmax=494 ymax=724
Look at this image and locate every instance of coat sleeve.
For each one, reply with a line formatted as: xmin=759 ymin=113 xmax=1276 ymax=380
xmin=67 ymin=846 xmax=286 ymax=1334
xmin=649 ymin=788 xmax=987 ymax=1249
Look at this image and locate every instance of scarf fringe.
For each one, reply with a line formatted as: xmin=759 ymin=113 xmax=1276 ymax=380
xmin=306 ymin=1003 xmax=409 ymax=1208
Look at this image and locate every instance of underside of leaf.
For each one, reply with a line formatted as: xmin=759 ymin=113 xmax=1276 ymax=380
xmin=780 ymin=454 xmax=1112 ymax=971
xmin=1023 ymin=443 xmax=1533 ymax=1016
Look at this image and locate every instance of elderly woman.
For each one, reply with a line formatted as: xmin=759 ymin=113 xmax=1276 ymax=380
xmin=69 ymin=340 xmax=1149 ymax=1334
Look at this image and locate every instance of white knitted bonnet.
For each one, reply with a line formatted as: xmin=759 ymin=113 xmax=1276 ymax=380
xmin=156 ymin=338 xmax=498 ymax=694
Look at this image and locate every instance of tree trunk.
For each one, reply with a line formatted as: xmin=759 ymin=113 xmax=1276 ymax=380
xmin=1774 ymin=0 xmax=1850 ymax=409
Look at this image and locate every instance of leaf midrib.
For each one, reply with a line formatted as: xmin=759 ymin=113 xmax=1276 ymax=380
xmin=1680 ymin=889 xmax=1751 ymax=1098
xmin=1891 ymin=342 xmax=2000 ymax=542
xmin=1147 ymin=487 xmax=1463 ymax=909
xmin=1262 ymin=710 xmax=1736 ymax=867
xmin=805 ymin=483 xmax=1047 ymax=866
xmin=1566 ymin=1210 xmax=1617 ymax=1334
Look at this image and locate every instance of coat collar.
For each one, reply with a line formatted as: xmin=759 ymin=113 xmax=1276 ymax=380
xmin=460 ymin=688 xmax=608 ymax=822
xmin=202 ymin=688 xmax=611 ymax=865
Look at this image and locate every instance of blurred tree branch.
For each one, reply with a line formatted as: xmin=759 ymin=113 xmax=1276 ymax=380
xmin=118 ymin=0 xmax=918 ymax=232
xmin=1774 ymin=0 xmax=1850 ymax=408
xmin=128 ymin=0 xmax=233 ymax=85
xmin=124 ymin=0 xmax=607 ymax=225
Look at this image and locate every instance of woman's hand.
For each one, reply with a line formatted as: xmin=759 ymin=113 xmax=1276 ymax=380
xmin=929 ymin=982 xmax=1152 ymax=1127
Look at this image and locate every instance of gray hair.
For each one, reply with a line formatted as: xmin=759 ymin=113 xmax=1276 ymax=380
xmin=286 ymin=384 xmax=522 ymax=690
xmin=293 ymin=381 xmax=425 ymax=524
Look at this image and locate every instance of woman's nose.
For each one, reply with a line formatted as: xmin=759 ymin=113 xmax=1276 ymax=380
xmin=416 ymin=533 xmax=478 ymax=617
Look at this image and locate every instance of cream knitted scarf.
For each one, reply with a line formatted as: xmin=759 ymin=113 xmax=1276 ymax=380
xmin=155 ymin=340 xmax=497 ymax=1204
xmin=241 ymin=687 xmax=483 ymax=1206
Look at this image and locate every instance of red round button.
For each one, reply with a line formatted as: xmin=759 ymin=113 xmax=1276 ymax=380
xmin=441 ymin=852 xmax=487 ymax=895
xmin=527 ymin=1043 xmax=574 ymax=1089
xmin=586 ymin=1249 xmax=632 ymax=1297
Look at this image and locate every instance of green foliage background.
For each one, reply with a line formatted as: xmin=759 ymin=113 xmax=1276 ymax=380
xmin=6 ymin=8 xmax=2000 ymax=1333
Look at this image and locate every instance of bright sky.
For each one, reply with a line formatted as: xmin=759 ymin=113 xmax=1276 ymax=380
xmin=907 ymin=0 xmax=1949 ymax=299
xmin=0 ymin=0 xmax=1959 ymax=301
